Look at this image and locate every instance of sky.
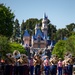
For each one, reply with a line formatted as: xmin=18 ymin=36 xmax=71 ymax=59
xmin=0 ymin=0 xmax=75 ymax=29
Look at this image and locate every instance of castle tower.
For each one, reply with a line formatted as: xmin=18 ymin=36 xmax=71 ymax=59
xmin=35 ymin=24 xmax=40 ymax=34
xmin=41 ymin=13 xmax=48 ymax=38
xmin=23 ymin=30 xmax=30 ymax=47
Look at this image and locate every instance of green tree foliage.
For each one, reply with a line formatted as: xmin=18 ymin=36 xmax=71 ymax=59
xmin=0 ymin=36 xmax=26 ymax=58
xmin=25 ymin=18 xmax=38 ymax=30
xmin=55 ymin=28 xmax=69 ymax=41
xmin=21 ymin=20 xmax=26 ymax=34
xmin=55 ymin=23 xmax=75 ymax=41
xmin=21 ymin=20 xmax=26 ymax=43
xmin=65 ymin=35 xmax=75 ymax=56
xmin=48 ymin=24 xmax=57 ymax=40
xmin=0 ymin=36 xmax=10 ymax=58
xmin=52 ymin=40 xmax=66 ymax=59
xmin=52 ymin=34 xmax=75 ymax=59
xmin=66 ymin=23 xmax=75 ymax=36
xmin=66 ymin=23 xmax=75 ymax=32
xmin=10 ymin=42 xmax=26 ymax=54
xmin=12 ymin=19 xmax=21 ymax=42
xmin=0 ymin=4 xmax=15 ymax=37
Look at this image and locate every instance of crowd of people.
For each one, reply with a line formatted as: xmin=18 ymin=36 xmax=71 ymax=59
xmin=0 ymin=50 xmax=74 ymax=75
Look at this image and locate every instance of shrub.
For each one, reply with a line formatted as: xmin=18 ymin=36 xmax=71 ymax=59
xmin=0 ymin=35 xmax=10 ymax=58
xmin=10 ymin=42 xmax=26 ymax=54
xmin=52 ymin=35 xmax=75 ymax=59
xmin=52 ymin=40 xmax=66 ymax=59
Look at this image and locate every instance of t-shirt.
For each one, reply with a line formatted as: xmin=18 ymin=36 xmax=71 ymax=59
xmin=58 ymin=61 xmax=62 ymax=67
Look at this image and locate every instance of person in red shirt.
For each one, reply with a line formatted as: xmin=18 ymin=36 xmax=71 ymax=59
xmin=43 ymin=56 xmax=50 ymax=75
xmin=57 ymin=58 xmax=63 ymax=75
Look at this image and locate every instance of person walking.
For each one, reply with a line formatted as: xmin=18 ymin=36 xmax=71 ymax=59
xmin=29 ymin=57 xmax=34 ymax=75
xmin=43 ymin=56 xmax=50 ymax=75
xmin=50 ymin=59 xmax=57 ymax=75
xmin=67 ymin=58 xmax=73 ymax=75
xmin=63 ymin=60 xmax=68 ymax=75
xmin=34 ymin=54 xmax=42 ymax=75
xmin=57 ymin=58 xmax=63 ymax=75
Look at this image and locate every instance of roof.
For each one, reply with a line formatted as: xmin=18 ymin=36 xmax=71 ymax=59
xmin=33 ymin=29 xmax=45 ymax=40
xmin=32 ymin=28 xmax=49 ymax=40
xmin=23 ymin=30 xmax=30 ymax=37
xmin=35 ymin=29 xmax=43 ymax=38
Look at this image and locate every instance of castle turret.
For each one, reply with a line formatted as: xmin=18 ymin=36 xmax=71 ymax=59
xmin=23 ymin=30 xmax=30 ymax=47
xmin=41 ymin=13 xmax=48 ymax=38
xmin=35 ymin=24 xmax=40 ymax=34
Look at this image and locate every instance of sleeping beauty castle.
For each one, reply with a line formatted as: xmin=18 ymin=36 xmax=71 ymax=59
xmin=23 ymin=13 xmax=55 ymax=50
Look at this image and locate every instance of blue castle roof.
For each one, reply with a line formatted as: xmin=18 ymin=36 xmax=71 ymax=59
xmin=23 ymin=30 xmax=30 ymax=37
xmin=35 ymin=29 xmax=43 ymax=38
xmin=33 ymin=29 xmax=47 ymax=40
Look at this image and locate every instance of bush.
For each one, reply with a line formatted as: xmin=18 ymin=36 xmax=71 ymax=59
xmin=10 ymin=42 xmax=26 ymax=54
xmin=52 ymin=40 xmax=66 ymax=59
xmin=0 ymin=35 xmax=10 ymax=58
xmin=65 ymin=35 xmax=75 ymax=56
xmin=52 ymin=35 xmax=75 ymax=59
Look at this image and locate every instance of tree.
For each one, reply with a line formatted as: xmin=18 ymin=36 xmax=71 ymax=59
xmin=52 ymin=34 xmax=75 ymax=59
xmin=0 ymin=36 xmax=10 ymax=58
xmin=52 ymin=40 xmax=66 ymax=59
xmin=21 ymin=20 xmax=26 ymax=43
xmin=66 ymin=23 xmax=75 ymax=36
xmin=12 ymin=19 xmax=21 ymax=42
xmin=0 ymin=4 xmax=15 ymax=37
xmin=66 ymin=23 xmax=75 ymax=32
xmin=0 ymin=35 xmax=26 ymax=58
xmin=25 ymin=18 xmax=38 ymax=30
xmin=65 ymin=35 xmax=75 ymax=56
xmin=55 ymin=28 xmax=68 ymax=41
xmin=48 ymin=24 xmax=57 ymax=40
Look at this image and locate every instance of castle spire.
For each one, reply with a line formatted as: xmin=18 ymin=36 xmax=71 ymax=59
xmin=43 ymin=13 xmax=47 ymax=20
xmin=41 ymin=13 xmax=48 ymax=37
xmin=35 ymin=23 xmax=40 ymax=34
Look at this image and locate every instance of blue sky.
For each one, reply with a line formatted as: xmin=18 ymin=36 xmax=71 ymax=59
xmin=1 ymin=0 xmax=75 ymax=29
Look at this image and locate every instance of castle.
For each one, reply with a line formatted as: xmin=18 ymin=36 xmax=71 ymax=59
xmin=23 ymin=13 xmax=55 ymax=50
